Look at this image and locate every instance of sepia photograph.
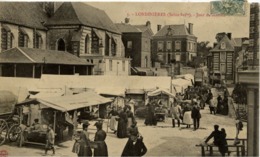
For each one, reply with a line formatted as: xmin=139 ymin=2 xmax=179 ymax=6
xmin=0 ymin=0 xmax=259 ymax=156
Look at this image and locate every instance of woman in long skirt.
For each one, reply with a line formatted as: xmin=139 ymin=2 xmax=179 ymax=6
xmin=109 ymin=106 xmax=119 ymax=133
xmin=72 ymin=121 xmax=92 ymax=157
xmin=182 ymin=104 xmax=193 ymax=128
xmin=117 ymin=106 xmax=128 ymax=138
xmin=126 ymin=105 xmax=135 ymax=129
xmin=93 ymin=122 xmax=108 ymax=157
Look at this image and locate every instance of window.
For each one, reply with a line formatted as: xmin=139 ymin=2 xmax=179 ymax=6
xmin=249 ymin=39 xmax=254 ymax=46
xmin=158 ymin=41 xmax=163 ymax=51
xmin=85 ymin=35 xmax=90 ymax=54
xmin=175 ymin=41 xmax=181 ymax=51
xmin=220 ymin=52 xmax=226 ymax=62
xmin=166 ymin=41 xmax=172 ymax=51
xmin=220 ymin=42 xmax=226 ymax=49
xmin=122 ymin=60 xmax=125 ymax=71
xmin=250 ymin=14 xmax=255 ymax=21
xmin=109 ymin=60 xmax=113 ymax=71
xmin=57 ymin=38 xmax=65 ymax=51
xmin=18 ymin=29 xmax=28 ymax=48
xmin=111 ymin=38 xmax=117 ymax=56
xmin=145 ymin=40 xmax=148 ymax=50
xmin=105 ymin=34 xmax=110 ymax=56
xmin=250 ymin=27 xmax=255 ymax=33
xmin=1 ymin=27 xmax=13 ymax=51
xmin=91 ymin=30 xmax=100 ymax=54
xmin=34 ymin=31 xmax=42 ymax=49
xmin=127 ymin=41 xmax=132 ymax=49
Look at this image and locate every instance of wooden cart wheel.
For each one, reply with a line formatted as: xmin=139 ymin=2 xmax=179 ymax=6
xmin=0 ymin=119 xmax=8 ymax=145
xmin=8 ymin=124 xmax=22 ymax=142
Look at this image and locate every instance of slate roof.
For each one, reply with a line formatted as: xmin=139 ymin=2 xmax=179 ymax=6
xmin=115 ymin=23 xmax=142 ymax=33
xmin=133 ymin=24 xmax=154 ymax=36
xmin=115 ymin=23 xmax=154 ymax=37
xmin=45 ymin=2 xmax=120 ymax=34
xmin=153 ymin=24 xmax=193 ymax=37
xmin=0 ymin=47 xmax=93 ymax=65
xmin=210 ymin=35 xmax=235 ymax=52
xmin=0 ymin=2 xmax=48 ymax=30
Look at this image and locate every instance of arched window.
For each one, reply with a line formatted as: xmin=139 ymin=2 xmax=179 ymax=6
xmin=57 ymin=38 xmax=65 ymax=51
xmin=34 ymin=31 xmax=42 ymax=49
xmin=18 ymin=28 xmax=28 ymax=47
xmin=1 ymin=26 xmax=13 ymax=51
xmin=85 ymin=35 xmax=90 ymax=54
xmin=111 ymin=38 xmax=117 ymax=56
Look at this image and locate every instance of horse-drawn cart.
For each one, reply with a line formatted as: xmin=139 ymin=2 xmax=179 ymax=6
xmin=0 ymin=90 xmax=22 ymax=145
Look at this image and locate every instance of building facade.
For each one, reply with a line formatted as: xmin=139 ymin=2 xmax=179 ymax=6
xmin=209 ymin=33 xmax=235 ymax=81
xmin=116 ymin=20 xmax=154 ymax=68
xmin=151 ymin=23 xmax=197 ymax=67
xmin=0 ymin=2 xmax=130 ymax=77
xmin=248 ymin=3 xmax=259 ymax=66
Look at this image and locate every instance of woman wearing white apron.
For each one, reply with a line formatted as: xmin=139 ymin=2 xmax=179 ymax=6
xmin=108 ymin=106 xmax=119 ymax=134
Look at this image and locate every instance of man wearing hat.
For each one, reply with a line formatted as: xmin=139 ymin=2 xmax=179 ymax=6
xmin=44 ymin=124 xmax=55 ymax=156
xmin=93 ymin=121 xmax=108 ymax=156
xmin=72 ymin=121 xmax=92 ymax=157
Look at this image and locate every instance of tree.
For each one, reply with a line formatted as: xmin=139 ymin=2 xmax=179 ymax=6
xmin=197 ymin=41 xmax=212 ymax=57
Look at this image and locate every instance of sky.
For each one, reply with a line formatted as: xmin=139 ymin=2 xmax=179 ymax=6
xmin=87 ymin=2 xmax=250 ymax=47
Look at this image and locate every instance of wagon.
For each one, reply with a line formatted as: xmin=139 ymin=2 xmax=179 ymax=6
xmin=0 ymin=90 xmax=22 ymax=145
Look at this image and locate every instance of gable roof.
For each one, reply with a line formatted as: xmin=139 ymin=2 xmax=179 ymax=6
xmin=0 ymin=47 xmax=92 ymax=65
xmin=45 ymin=2 xmax=120 ymax=34
xmin=153 ymin=24 xmax=194 ymax=37
xmin=0 ymin=2 xmax=48 ymax=30
xmin=210 ymin=35 xmax=234 ymax=52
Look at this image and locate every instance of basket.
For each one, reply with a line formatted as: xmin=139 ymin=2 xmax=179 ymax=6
xmin=89 ymin=141 xmax=98 ymax=149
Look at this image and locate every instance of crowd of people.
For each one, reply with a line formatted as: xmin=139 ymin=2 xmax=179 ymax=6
xmin=41 ymin=85 xmax=237 ymax=157
xmin=69 ymin=104 xmax=147 ymax=157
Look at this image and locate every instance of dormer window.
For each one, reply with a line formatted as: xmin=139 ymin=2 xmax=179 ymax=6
xmin=221 ymin=42 xmax=226 ymax=49
xmin=167 ymin=26 xmax=173 ymax=36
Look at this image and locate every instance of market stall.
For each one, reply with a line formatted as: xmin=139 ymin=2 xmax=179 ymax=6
xmin=16 ymin=91 xmax=112 ymax=147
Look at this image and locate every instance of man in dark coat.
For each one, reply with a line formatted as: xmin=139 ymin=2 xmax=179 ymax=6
xmin=205 ymin=125 xmax=227 ymax=156
xmin=93 ymin=121 xmax=108 ymax=157
xmin=121 ymin=136 xmax=147 ymax=157
xmin=191 ymin=102 xmax=201 ymax=130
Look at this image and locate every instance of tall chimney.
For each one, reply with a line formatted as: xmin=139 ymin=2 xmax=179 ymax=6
xmin=188 ymin=23 xmax=193 ymax=35
xmin=157 ymin=25 xmax=162 ymax=31
xmin=146 ymin=21 xmax=151 ymax=28
xmin=227 ymin=33 xmax=232 ymax=40
xmin=213 ymin=42 xmax=218 ymax=48
xmin=125 ymin=18 xmax=130 ymax=24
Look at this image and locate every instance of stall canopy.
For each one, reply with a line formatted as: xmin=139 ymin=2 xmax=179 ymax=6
xmin=0 ymin=90 xmax=17 ymax=115
xmin=147 ymin=88 xmax=175 ymax=98
xmin=18 ymin=91 xmax=112 ymax=112
xmin=172 ymin=78 xmax=193 ymax=94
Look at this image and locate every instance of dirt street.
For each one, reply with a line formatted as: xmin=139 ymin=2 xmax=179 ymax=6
xmin=0 ymin=107 xmax=246 ymax=156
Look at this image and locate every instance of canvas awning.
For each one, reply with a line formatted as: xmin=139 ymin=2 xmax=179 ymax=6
xmin=18 ymin=91 xmax=112 ymax=112
xmin=147 ymin=88 xmax=175 ymax=97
